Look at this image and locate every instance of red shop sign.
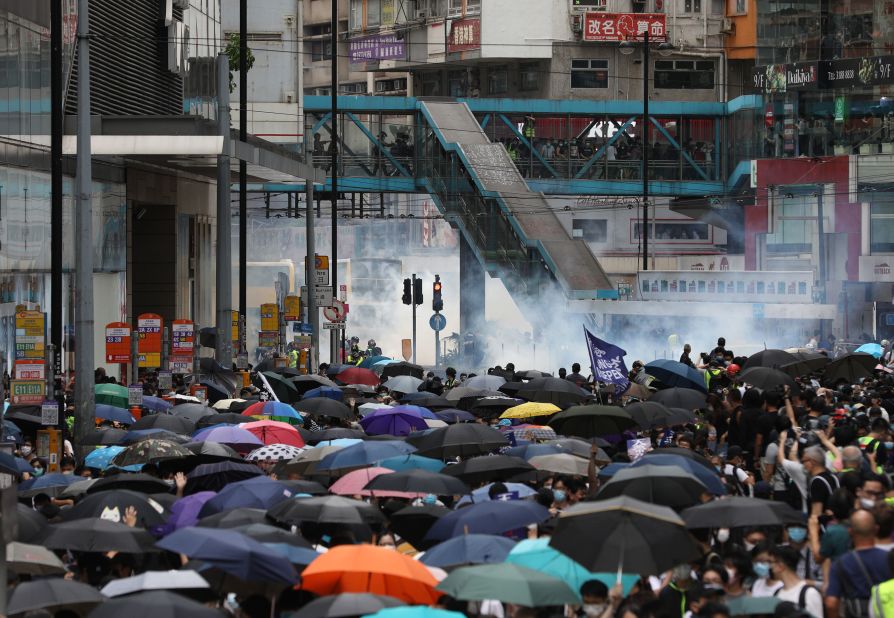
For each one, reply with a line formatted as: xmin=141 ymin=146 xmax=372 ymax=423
xmin=448 ymin=18 xmax=481 ymax=53
xmin=583 ymin=13 xmax=667 ymax=42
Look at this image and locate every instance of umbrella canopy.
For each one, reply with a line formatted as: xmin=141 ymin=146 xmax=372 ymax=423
xmin=444 ymin=386 xmax=494 ymax=403
xmin=437 ymin=563 xmax=578 ymax=606
xmin=195 ymin=412 xmax=254 ymax=428
xmin=383 ymin=375 xmax=423 ymax=394
xmin=294 ymin=398 xmax=353 ymax=420
xmin=132 ymin=414 xmax=195 ymax=434
xmin=63 ymin=489 xmax=169 ymax=527
xmin=291 ymin=375 xmax=340 ymax=394
xmin=300 ymin=544 xmax=440 ymax=604
xmin=365 ymin=470 xmax=469 ymax=496
xmin=317 ymin=441 xmax=416 ymax=471
xmin=96 ymin=383 xmax=130 ymax=408
xmin=142 ymin=396 xmax=174 ymax=413
xmin=597 ymin=464 xmax=709 ymax=509
xmin=464 ymin=375 xmax=507 ymax=390
xmin=360 ymin=408 xmax=428 ymax=437
xmin=304 ymin=386 xmax=345 ymax=401
xmin=434 ymin=409 xmax=476 ymax=424
xmin=329 ymin=467 xmax=411 ymax=499
xmin=625 ymin=401 xmax=686 ymax=430
xmin=379 ymin=454 xmax=445 ymax=473
xmin=6 ymin=541 xmax=67 ymax=575
xmin=550 ymin=496 xmax=701 ymax=575
xmin=514 ymin=378 xmax=591 ymax=406
xmin=86 ymin=473 xmax=171 ymax=495
xmin=111 ymin=439 xmax=193 ymax=467
xmin=185 ymin=461 xmax=263 ymax=494
xmin=233 ymin=523 xmax=313 ymax=548
xmin=267 ymin=495 xmax=385 ymax=527
xmin=389 ymin=504 xmax=449 ymax=550
xmin=192 ymin=426 xmax=264 ymax=451
xmin=306 ymin=428 xmax=366 ymax=444
xmin=85 ymin=446 xmax=127 ymax=470
xmin=88 ymin=589 xmax=224 ymax=618
xmin=469 ymin=397 xmax=526 ymax=418
xmin=408 ymin=424 xmax=508 ymax=460
xmin=196 ymin=508 xmax=268 ymax=529
xmin=380 ymin=361 xmax=425 ymax=380
xmin=649 ymin=387 xmax=707 ymax=410
xmin=121 ymin=429 xmax=191 ymax=445
xmin=499 ymin=402 xmax=561 ymax=419
xmin=440 ymin=455 xmax=534 ymax=485
xmin=39 ymin=518 xmax=158 ymax=553
xmin=261 ymin=371 xmax=301 ymax=403
xmin=58 ymin=478 xmax=95 ymax=499
xmin=420 ymin=534 xmax=516 ymax=568
xmin=505 ymin=444 xmax=565 ymax=460
xmin=198 ymin=381 xmax=230 ymax=404
xmin=170 ymin=403 xmax=215 ymax=424
xmin=100 ymin=570 xmax=210 ymax=598
xmin=643 ymin=360 xmax=708 ymax=392
xmin=9 ymin=579 xmax=105 ymax=616
xmin=291 ymin=592 xmax=404 ymax=618
xmin=548 ymin=404 xmax=637 ymax=439
xmin=212 ymin=398 xmax=247 ymax=411
xmin=398 ymin=395 xmax=453 ymax=411
xmin=198 ymin=477 xmax=294 ymax=516
xmin=246 ymin=443 xmax=305 ymax=462
xmin=278 ymin=446 xmax=344 ymax=477
xmin=743 ymin=349 xmax=799 ymax=370
xmin=19 ymin=472 xmax=81 ymax=498
xmin=635 ymin=453 xmax=724 ymax=495
xmin=462 ymin=483 xmax=539 ymax=504
xmin=15 ymin=503 xmax=47 ymax=543
xmin=425 ymin=500 xmax=550 ymax=542
xmin=359 ymin=355 xmax=393 ymax=368
xmin=681 ymin=496 xmax=805 ymax=529
xmin=335 ymin=367 xmax=381 ymax=386
xmin=505 ymin=538 xmax=640 ymax=599
xmin=96 ymin=403 xmax=136 ymax=425
xmin=157 ymin=527 xmax=297 ymax=583
xmin=528 ymin=453 xmax=589 ymax=477
xmin=824 ymin=353 xmax=879 ymax=383
xmin=739 ymin=367 xmax=798 ymax=391
xmin=242 ymin=401 xmax=304 ymax=423
xmin=183 ymin=440 xmax=242 ymax=463
xmin=155 ymin=492 xmax=216 ymax=535
xmin=83 ymin=427 xmax=128 ymax=446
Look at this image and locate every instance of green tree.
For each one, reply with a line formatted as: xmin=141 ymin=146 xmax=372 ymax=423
xmin=225 ymin=33 xmax=255 ymax=93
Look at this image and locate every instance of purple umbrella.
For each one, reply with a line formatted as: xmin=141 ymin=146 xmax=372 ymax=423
xmin=359 ymin=408 xmax=428 ymax=437
xmin=153 ymin=491 xmax=216 ymax=536
xmin=390 ymin=405 xmax=437 ymax=420
xmin=192 ymin=426 xmax=264 ymax=452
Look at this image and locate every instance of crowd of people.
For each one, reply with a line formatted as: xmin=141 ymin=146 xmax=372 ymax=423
xmin=6 ymin=334 xmax=894 ymax=618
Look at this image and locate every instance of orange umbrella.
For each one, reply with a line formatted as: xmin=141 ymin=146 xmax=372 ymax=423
xmin=301 ymin=544 xmax=440 ymax=604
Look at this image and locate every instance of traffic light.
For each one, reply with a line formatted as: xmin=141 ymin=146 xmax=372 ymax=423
xmin=432 ymin=275 xmax=443 ymax=312
xmin=413 ymin=277 xmax=423 ymax=306
xmin=402 ymin=278 xmax=412 ymax=305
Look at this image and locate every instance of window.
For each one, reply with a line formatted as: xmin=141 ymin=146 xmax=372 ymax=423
xmin=349 ymin=0 xmax=362 ymax=30
xmin=311 ymin=40 xmax=333 ymax=61
xmin=571 ymin=59 xmax=609 ymax=89
xmin=727 ymin=0 xmax=747 ymax=14
xmin=367 ymin=0 xmax=381 ymax=27
xmin=871 ymin=202 xmax=894 ymax=253
xmin=448 ymin=70 xmax=467 ymax=97
xmin=654 ymin=60 xmax=715 ymax=89
xmin=520 ymin=63 xmax=539 ymax=91
xmin=633 ymin=221 xmax=710 ymax=241
xmin=572 ymin=219 xmax=608 ymax=242
xmin=418 ymin=0 xmax=447 ymax=18
xmin=766 ymin=193 xmax=815 ymax=253
xmin=375 ymin=78 xmax=408 ymax=92
xmin=342 ymin=82 xmax=366 ymax=94
xmin=570 ymin=0 xmax=607 ymax=9
xmin=684 ymin=0 xmax=701 ymax=11
xmin=448 ymin=0 xmax=481 ymax=16
xmin=488 ymin=67 xmax=509 ymax=94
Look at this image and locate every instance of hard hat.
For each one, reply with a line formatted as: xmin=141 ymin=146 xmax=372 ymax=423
xmin=726 ymin=363 xmax=741 ymax=377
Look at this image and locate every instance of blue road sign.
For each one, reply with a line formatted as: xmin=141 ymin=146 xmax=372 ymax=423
xmin=429 ymin=313 xmax=446 ymax=332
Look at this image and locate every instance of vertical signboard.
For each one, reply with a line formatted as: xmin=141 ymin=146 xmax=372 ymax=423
xmin=137 ymin=313 xmax=163 ymax=368
xmin=105 ymin=322 xmax=132 ymax=363
xmin=232 ymin=310 xmax=240 ymax=343
xmin=15 ymin=310 xmax=45 ymax=361
xmin=171 ymin=319 xmax=195 ymax=358
xmin=283 ymin=296 xmax=301 ymax=322
xmin=260 ymin=304 xmax=279 ymax=332
xmin=447 ymin=18 xmax=481 ymax=52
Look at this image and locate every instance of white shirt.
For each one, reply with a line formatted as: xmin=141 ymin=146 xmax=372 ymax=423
xmin=775 ymin=581 xmax=823 ymax=618
xmin=780 ymin=458 xmax=808 ymax=512
xmin=751 ymin=577 xmax=783 ymax=597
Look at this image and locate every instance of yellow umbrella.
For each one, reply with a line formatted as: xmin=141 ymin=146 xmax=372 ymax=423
xmin=500 ymin=402 xmax=561 ymax=419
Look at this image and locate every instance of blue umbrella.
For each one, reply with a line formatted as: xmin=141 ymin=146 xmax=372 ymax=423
xmin=505 ymin=538 xmax=639 ymax=599
xmin=156 ymin=527 xmax=297 ymax=584
xmin=420 ymin=534 xmax=516 ymax=568
xmin=2 ymin=420 xmax=23 ymax=443
xmin=18 ymin=473 xmax=79 ymax=494
xmin=461 ymin=483 xmax=539 ymax=505
xmin=360 ymin=409 xmax=428 ymax=437
xmin=633 ymin=453 xmax=725 ymax=495
xmin=14 ymin=457 xmax=33 ymax=474
xmin=85 ymin=446 xmax=126 ymax=470
xmin=435 ymin=409 xmax=476 ymax=424
xmin=95 ymin=404 xmax=136 ymax=425
xmin=359 ymin=355 xmax=392 ymax=369
xmin=644 ymin=359 xmax=708 ymax=393
xmin=317 ymin=440 xmax=416 ymax=471
xmin=597 ymin=462 xmax=631 ymax=478
xmin=379 ymin=454 xmax=445 ymax=473
xmin=314 ymin=438 xmax=363 ymax=449
xmin=303 ymin=386 xmax=344 ymax=401
xmin=155 ymin=491 xmax=217 ymax=536
xmin=263 ymin=542 xmax=320 ymax=566
xmin=856 ymin=343 xmax=883 ymax=358
xmin=425 ymin=500 xmax=550 ymax=542
xmin=505 ymin=444 xmax=566 ymax=460
xmin=198 ymin=477 xmax=294 ymax=517
xmin=142 ymin=396 xmax=173 ymax=413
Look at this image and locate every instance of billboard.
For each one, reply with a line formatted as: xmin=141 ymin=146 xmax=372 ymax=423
xmin=583 ymin=13 xmax=666 ymax=42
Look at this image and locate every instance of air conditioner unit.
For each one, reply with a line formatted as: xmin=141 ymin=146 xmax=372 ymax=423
xmin=172 ymin=0 xmax=189 ymax=9
xmin=415 ymin=9 xmax=427 ymax=20
xmin=720 ymin=17 xmax=734 ymax=33
xmin=571 ymin=14 xmax=583 ymax=34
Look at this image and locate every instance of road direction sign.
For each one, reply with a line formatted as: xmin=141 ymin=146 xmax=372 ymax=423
xmin=323 ymin=299 xmax=347 ymax=322
xmin=300 ymin=286 xmax=334 ymax=307
xmin=429 ymin=313 xmax=447 ymax=332
xmin=323 ymin=322 xmax=345 ymax=330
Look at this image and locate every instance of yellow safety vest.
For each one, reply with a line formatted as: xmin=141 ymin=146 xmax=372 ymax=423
xmin=288 ymin=350 xmax=299 ymax=368
xmin=871 ymin=579 xmax=894 ymax=618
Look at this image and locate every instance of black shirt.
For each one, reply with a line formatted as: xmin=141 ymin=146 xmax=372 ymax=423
xmin=808 ymin=470 xmax=840 ymax=510
xmin=679 ymin=353 xmax=694 ymax=367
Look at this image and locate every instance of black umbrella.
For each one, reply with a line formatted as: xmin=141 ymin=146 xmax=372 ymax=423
xmin=199 ymin=381 xmax=230 ymax=404
xmin=196 ymin=357 xmax=238 ymax=394
xmin=83 ymin=427 xmax=128 ymax=446
xmin=232 ymin=523 xmax=314 ymax=548
xmin=294 ymin=398 xmax=353 ymax=420
xmin=196 ymin=507 xmax=269 ymax=529
xmin=681 ymin=496 xmax=805 ymax=529
xmin=408 ymin=424 xmax=508 ymax=459
xmin=380 ymin=361 xmax=425 ymax=380
xmin=306 ymin=428 xmax=366 ymax=445
xmin=389 ymin=504 xmax=449 ymax=550
xmin=498 ymin=382 xmax=525 ymax=397
xmin=63 ymin=489 xmax=169 ymax=528
xmin=16 ymin=502 xmax=48 ymax=542
xmin=544 ymin=436 xmax=611 ymax=455
xmin=112 ymin=439 xmax=194 ymax=467
xmin=195 ymin=412 xmax=253 ymax=429
xmin=739 ymin=367 xmax=798 ymax=391
xmin=457 ymin=392 xmax=508 ymax=412
xmin=292 ymin=593 xmax=405 ymax=618
xmin=185 ymin=461 xmax=264 ymax=494
xmin=646 ymin=447 xmax=717 ymax=471
xmin=87 ymin=473 xmax=172 ymax=495
xmin=5 ymin=404 xmax=41 ymax=425
xmin=9 ymin=579 xmax=105 ymax=616
xmin=277 ymin=479 xmax=328 ymax=495
xmin=87 ymin=589 xmax=223 ymax=618
xmin=172 ymin=403 xmax=216 ymax=424
xmin=440 ymin=455 xmax=535 ymax=485
xmin=596 ymin=464 xmax=709 ymax=509
xmin=399 ymin=394 xmax=453 ymax=410
xmin=625 ymin=401 xmax=684 ymax=430
xmin=515 ymin=370 xmax=553 ymax=380
xmin=364 ymin=470 xmax=470 ymax=495
xmin=261 ymin=371 xmax=301 ymax=403
xmin=121 ymin=429 xmax=191 ymax=445
xmin=131 ymin=414 xmax=196 ymax=434
xmin=649 ymin=387 xmax=708 ymax=410
xmin=549 ymin=404 xmax=637 ymax=439
xmin=780 ymin=351 xmax=831 ymax=378
xmin=267 ymin=495 xmax=384 ymax=527
xmin=469 ymin=397 xmax=524 ymax=419
xmin=824 ymin=353 xmax=878 ymax=384
xmin=183 ymin=441 xmax=243 ymax=463
xmin=743 ymin=349 xmax=799 ymax=370
xmin=515 ymin=378 xmax=591 ymax=406
xmin=550 ymin=496 xmax=701 ymax=575
xmin=39 ymin=518 xmax=158 ymax=553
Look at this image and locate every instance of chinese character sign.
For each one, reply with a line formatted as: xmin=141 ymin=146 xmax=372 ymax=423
xmin=448 ymin=18 xmax=481 ymax=53
xmin=171 ymin=319 xmax=194 ymax=358
xmin=105 ymin=322 xmax=131 ymax=363
xmin=137 ymin=313 xmax=163 ymax=369
xmin=348 ymin=34 xmax=406 ymax=64
xmin=583 ymin=13 xmax=666 ymax=42
xmin=584 ymin=327 xmax=630 ymax=391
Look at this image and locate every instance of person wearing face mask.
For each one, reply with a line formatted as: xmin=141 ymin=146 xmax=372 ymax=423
xmin=751 ymin=542 xmax=784 ymax=597
xmin=785 ymin=523 xmax=822 ymax=585
xmin=19 ymin=442 xmax=33 ymax=458
xmin=568 ymin=580 xmax=613 ymax=618
xmin=30 ymin=458 xmax=46 ymax=477
xmin=659 ymin=564 xmax=696 ymax=618
xmin=769 ymin=545 xmax=824 ymax=618
xmin=723 ymin=552 xmax=752 ymax=600
xmin=743 ymin=528 xmax=769 ymax=554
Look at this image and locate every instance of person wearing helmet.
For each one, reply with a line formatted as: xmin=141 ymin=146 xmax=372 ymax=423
xmin=726 ymin=363 xmax=741 ymax=380
xmin=366 ymin=339 xmax=381 ymax=357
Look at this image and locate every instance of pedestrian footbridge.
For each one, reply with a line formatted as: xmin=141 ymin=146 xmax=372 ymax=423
xmin=259 ymin=95 xmax=762 ymax=303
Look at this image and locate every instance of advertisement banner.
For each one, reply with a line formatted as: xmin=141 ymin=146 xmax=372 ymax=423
xmin=14 ymin=360 xmax=45 ymax=381
xmin=232 ymin=310 xmax=239 ymax=343
xmin=137 ymin=313 xmax=163 ymax=369
xmin=11 ymin=380 xmax=45 ymax=405
xmin=105 ymin=322 xmax=132 ymax=364
xmin=258 ymin=331 xmax=279 ymax=349
xmin=636 ymin=271 xmax=813 ymax=303
xmin=752 ymin=62 xmax=818 ymax=93
xmin=260 ymin=304 xmax=279 ymax=333
xmin=583 ymin=13 xmax=666 ymax=42
xmin=823 ymin=55 xmax=894 ymax=88
xmin=348 ymin=33 xmax=405 ymax=63
xmin=15 ymin=311 xmax=46 ymax=361
xmin=448 ymin=18 xmax=481 ymax=53
xmin=171 ymin=319 xmax=195 ymax=358
xmin=283 ymin=296 xmax=301 ymax=322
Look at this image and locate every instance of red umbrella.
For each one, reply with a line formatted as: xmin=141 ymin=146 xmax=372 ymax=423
xmin=335 ymin=367 xmax=381 ymax=387
xmin=240 ymin=420 xmax=306 ymax=448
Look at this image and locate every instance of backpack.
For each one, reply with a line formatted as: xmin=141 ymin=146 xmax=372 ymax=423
xmin=774 ymin=583 xmax=818 ymax=614
xmin=778 ymin=464 xmax=807 ymax=512
xmin=724 ymin=465 xmax=748 ymax=496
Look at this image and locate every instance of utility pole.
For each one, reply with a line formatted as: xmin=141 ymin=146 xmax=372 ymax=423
xmin=74 ymin=0 xmax=96 ymax=454
xmin=50 ymin=0 xmax=64 ymax=435
xmin=238 ymin=0 xmax=248 ymax=363
xmin=306 ymin=183 xmax=318 ymax=371
xmin=642 ymin=29 xmax=650 ymax=272
xmin=817 ymin=187 xmax=827 ymax=340
xmin=329 ymin=0 xmax=339 ymax=364
xmin=411 ymin=274 xmax=417 ymax=364
xmin=215 ymin=53 xmax=233 ymax=368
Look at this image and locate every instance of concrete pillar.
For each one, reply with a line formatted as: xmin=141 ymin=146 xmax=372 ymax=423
xmin=459 ymin=234 xmax=485 ymax=336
